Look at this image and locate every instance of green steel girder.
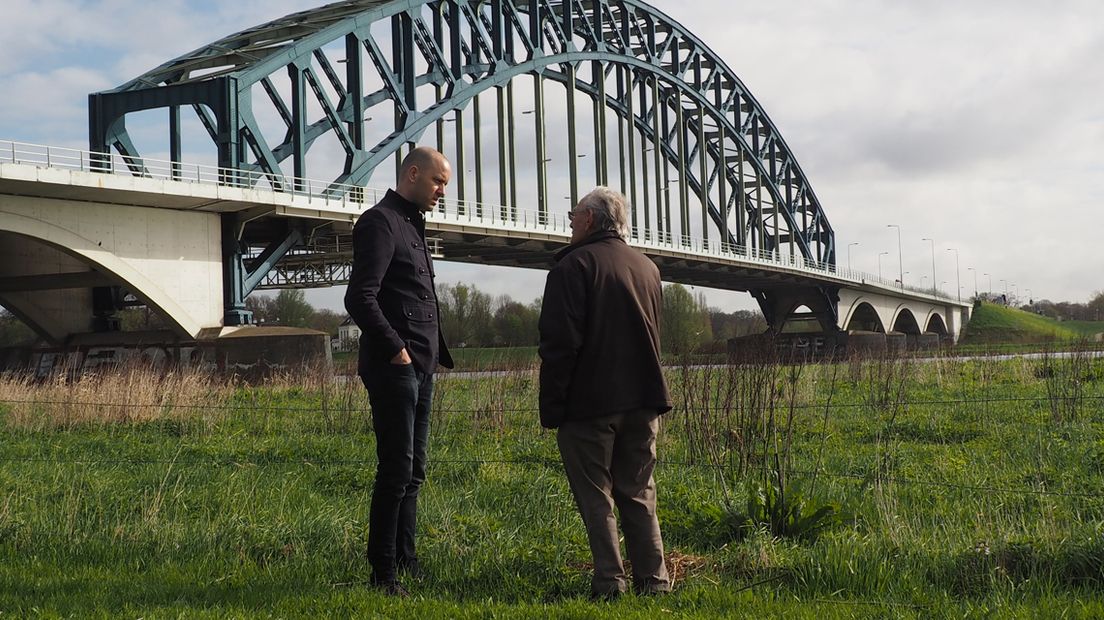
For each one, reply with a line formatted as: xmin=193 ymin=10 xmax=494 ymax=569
xmin=90 ymin=0 xmax=835 ymax=268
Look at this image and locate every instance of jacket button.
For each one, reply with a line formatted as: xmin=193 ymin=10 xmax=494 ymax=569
xmin=407 ymin=311 xmax=413 ymax=316
xmin=412 ymin=242 xmax=420 ymax=248
xmin=428 ymin=313 xmax=433 ymax=319
xmin=419 ymin=268 xmax=426 ymax=274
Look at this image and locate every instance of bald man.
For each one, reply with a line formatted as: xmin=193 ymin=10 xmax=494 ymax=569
xmin=345 ymin=146 xmax=454 ymax=595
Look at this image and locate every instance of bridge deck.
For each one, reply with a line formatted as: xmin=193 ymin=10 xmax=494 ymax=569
xmin=0 ymin=141 xmax=967 ymax=307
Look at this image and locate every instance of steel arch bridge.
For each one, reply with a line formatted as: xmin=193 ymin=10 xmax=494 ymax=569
xmin=88 ymin=0 xmax=837 ymax=329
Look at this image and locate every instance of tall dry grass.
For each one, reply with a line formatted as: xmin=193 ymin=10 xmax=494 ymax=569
xmin=0 ymin=361 xmax=231 ymax=431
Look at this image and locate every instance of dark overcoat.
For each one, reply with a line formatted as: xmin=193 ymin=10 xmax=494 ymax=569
xmin=538 ymin=230 xmax=672 ymax=428
xmin=344 ymin=189 xmax=453 ymax=375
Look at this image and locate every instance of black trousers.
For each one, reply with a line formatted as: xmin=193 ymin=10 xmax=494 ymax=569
xmin=361 ymin=361 xmax=435 ymax=581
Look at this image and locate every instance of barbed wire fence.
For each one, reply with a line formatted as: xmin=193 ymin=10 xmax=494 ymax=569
xmin=0 ymin=394 xmax=1102 ymax=500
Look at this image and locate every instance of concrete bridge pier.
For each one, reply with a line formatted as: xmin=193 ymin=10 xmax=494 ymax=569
xmin=752 ymin=285 xmax=843 ymax=335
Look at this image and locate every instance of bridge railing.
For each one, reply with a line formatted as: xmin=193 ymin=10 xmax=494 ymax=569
xmin=429 ymin=195 xmax=950 ymax=296
xmin=0 ymin=139 xmax=387 ymax=212
xmin=0 ymin=139 xmax=957 ymax=301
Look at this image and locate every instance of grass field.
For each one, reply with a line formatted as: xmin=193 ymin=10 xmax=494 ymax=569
xmin=1 ymin=349 xmax=1103 ymax=617
xmin=333 ymin=347 xmax=540 ymax=373
xmin=960 ymin=302 xmax=1104 ymax=345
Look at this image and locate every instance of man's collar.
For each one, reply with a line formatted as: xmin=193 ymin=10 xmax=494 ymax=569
xmin=385 ymin=188 xmax=423 ymax=218
xmin=553 ymin=230 xmax=623 ymax=261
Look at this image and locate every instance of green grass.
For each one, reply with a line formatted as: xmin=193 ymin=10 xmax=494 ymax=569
xmin=1062 ymin=320 xmax=1104 ymax=338
xmin=1 ymin=353 xmax=1103 ymax=617
xmin=445 ymin=346 xmax=539 ymax=371
xmin=332 ymin=347 xmax=540 ymax=373
xmin=960 ymin=302 xmax=1086 ymax=344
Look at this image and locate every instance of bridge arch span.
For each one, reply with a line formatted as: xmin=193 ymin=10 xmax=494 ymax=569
xmin=842 ymin=300 xmax=885 ymax=333
xmin=891 ymin=306 xmax=922 ymax=334
xmin=925 ymin=312 xmax=949 ymax=336
xmin=0 ymin=199 xmax=223 ymax=344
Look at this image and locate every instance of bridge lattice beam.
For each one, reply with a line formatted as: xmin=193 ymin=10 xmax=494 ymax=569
xmin=88 ymin=0 xmax=836 ymax=326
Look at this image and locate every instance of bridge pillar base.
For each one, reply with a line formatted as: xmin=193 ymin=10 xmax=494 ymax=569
xmin=752 ymin=286 xmax=842 ymax=335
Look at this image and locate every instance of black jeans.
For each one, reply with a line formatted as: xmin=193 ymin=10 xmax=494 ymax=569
xmin=361 ymin=361 xmax=435 ymax=582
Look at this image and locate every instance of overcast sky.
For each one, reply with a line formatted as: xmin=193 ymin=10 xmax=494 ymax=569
xmin=2 ymin=0 xmax=1101 ymax=312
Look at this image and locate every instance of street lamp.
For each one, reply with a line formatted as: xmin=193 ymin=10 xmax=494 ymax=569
xmin=921 ymin=275 xmax=927 ymax=288
xmin=946 ymin=247 xmax=960 ymax=301
xmin=967 ymin=267 xmax=978 ymax=299
xmin=847 ymin=242 xmax=860 ymax=271
xmin=878 ymin=251 xmax=889 ymax=280
xmin=887 ymin=224 xmax=903 ymax=286
xmin=921 ymin=237 xmax=936 ymax=294
xmin=1000 ymin=279 xmax=1007 ymax=301
xmin=984 ymin=272 xmax=992 ymax=296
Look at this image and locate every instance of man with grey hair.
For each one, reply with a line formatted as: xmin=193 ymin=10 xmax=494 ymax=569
xmin=538 ymin=186 xmax=673 ymax=599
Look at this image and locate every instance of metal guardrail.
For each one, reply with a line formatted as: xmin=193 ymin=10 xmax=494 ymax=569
xmin=0 ymin=139 xmax=957 ymax=301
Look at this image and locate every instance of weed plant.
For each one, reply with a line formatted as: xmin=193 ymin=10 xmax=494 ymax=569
xmin=0 ymin=348 xmax=1102 ymax=617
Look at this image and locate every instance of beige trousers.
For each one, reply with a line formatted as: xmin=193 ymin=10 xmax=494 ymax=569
xmin=556 ymin=411 xmax=670 ymax=595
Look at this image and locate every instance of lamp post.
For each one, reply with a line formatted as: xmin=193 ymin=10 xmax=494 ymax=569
xmin=887 ymin=224 xmax=903 ymax=286
xmin=921 ymin=275 xmax=927 ymax=288
xmin=847 ymin=242 xmax=859 ymax=271
xmin=984 ymin=272 xmax=992 ymax=296
xmin=946 ymin=247 xmax=960 ymax=301
xmin=1000 ymin=279 xmax=1007 ymax=300
xmin=1026 ymin=288 xmax=1032 ymax=304
xmin=967 ymin=267 xmax=978 ymax=299
xmin=921 ymin=237 xmax=936 ymax=294
xmin=878 ymin=252 xmax=889 ymax=280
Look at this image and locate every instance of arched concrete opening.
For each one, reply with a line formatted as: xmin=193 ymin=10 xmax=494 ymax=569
xmin=845 ymin=302 xmax=885 ymax=333
xmin=780 ymin=304 xmax=823 ymax=333
xmin=925 ymin=313 xmax=948 ymax=335
xmin=0 ymin=230 xmax=195 ymax=344
xmin=892 ymin=308 xmax=922 ymax=334
xmin=0 ymin=200 xmax=223 ymax=344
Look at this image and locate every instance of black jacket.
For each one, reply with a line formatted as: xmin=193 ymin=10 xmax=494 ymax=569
xmin=344 ymin=189 xmax=453 ymax=375
xmin=538 ymin=231 xmax=672 ymax=428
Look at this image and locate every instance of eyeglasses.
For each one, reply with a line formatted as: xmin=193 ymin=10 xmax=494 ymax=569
xmin=568 ymin=208 xmax=588 ymax=221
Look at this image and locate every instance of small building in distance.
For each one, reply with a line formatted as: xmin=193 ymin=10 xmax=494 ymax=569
xmin=336 ymin=317 xmax=360 ymax=352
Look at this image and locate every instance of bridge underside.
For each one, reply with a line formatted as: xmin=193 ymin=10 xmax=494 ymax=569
xmin=0 ymin=185 xmax=225 ymax=346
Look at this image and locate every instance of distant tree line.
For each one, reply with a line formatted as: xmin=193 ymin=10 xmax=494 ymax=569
xmin=245 ymin=290 xmax=345 ymax=335
xmin=435 ymin=281 xmax=764 ymax=354
xmin=0 ymin=283 xmax=767 ymax=352
xmin=1025 ymin=290 xmax=1104 ymax=322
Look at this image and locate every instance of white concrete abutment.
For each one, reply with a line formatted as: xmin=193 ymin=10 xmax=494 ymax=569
xmin=0 ymin=195 xmax=223 ymax=344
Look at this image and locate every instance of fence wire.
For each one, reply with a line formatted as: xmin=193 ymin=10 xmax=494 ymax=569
xmin=0 ymin=393 xmax=1101 ymax=413
xmin=0 ymin=454 xmax=1099 ymax=500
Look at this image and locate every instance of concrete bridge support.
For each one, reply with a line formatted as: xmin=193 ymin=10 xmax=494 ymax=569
xmin=0 ymin=195 xmax=224 ymax=344
xmin=753 ymin=286 xmax=842 ymax=335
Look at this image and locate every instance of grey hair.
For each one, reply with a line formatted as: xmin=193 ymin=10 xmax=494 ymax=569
xmin=578 ymin=186 xmax=630 ymax=239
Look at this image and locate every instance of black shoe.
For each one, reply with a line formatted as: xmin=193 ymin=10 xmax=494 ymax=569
xmin=373 ymin=578 xmax=410 ymax=597
xmin=398 ymin=557 xmax=423 ymax=579
xmin=637 ymin=586 xmax=671 ymax=596
xmin=589 ymin=590 xmax=622 ymax=602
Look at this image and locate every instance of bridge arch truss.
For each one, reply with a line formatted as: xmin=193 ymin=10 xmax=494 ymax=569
xmin=91 ymin=0 xmax=834 ymax=276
